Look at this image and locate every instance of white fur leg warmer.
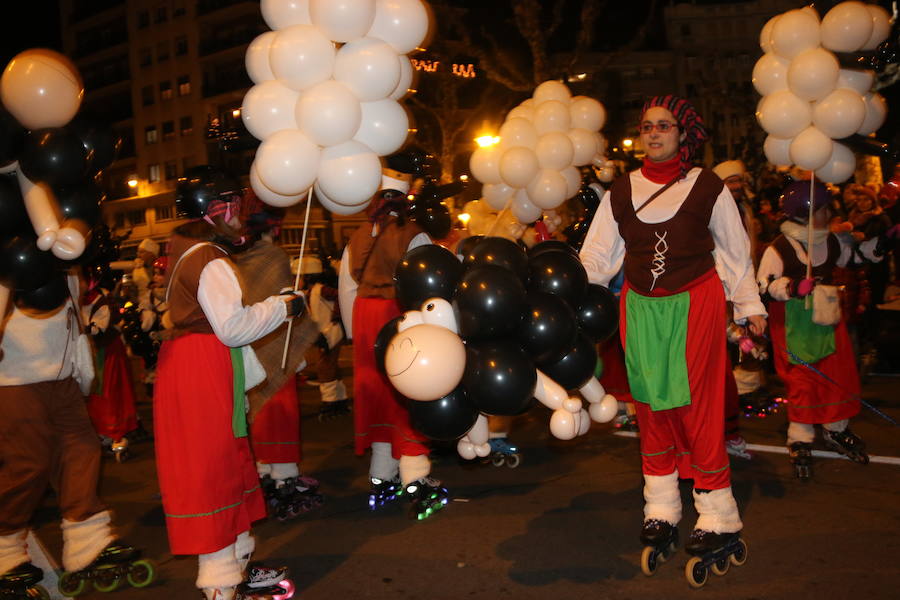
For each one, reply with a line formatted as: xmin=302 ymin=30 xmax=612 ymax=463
xmin=823 ymin=419 xmax=849 ymax=433
xmin=0 ymin=530 xmax=29 ymax=575
xmin=787 ymin=422 xmax=815 ymax=445
xmin=642 ymin=472 xmax=682 ymax=525
xmin=399 ymin=454 xmax=430 ymax=486
xmin=269 ymin=463 xmax=299 ymax=481
xmin=197 ymin=542 xmax=242 ymax=589
xmin=61 ymin=510 xmax=114 ymax=572
xmin=369 ymin=442 xmax=399 ymax=481
xmin=234 ymin=531 xmax=255 ymax=572
xmin=693 ymin=487 xmax=743 ymax=534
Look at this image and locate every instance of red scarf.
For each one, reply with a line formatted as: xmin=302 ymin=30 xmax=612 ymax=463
xmin=641 ymin=156 xmax=681 ymax=184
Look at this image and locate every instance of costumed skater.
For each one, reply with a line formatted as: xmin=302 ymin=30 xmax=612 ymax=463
xmin=757 ymin=181 xmax=881 ymax=480
xmin=293 ymin=254 xmax=351 ymax=420
xmin=153 ymin=169 xmax=306 ymax=600
xmin=338 ymin=168 xmax=450 ymax=519
xmin=234 ymin=194 xmax=323 ymax=522
xmin=1 ymin=274 xmax=154 ymax=596
xmin=579 ymin=96 xmax=766 ymax=586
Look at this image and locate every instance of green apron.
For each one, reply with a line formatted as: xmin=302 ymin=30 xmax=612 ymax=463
xmin=784 ymin=298 xmax=835 ymax=365
xmin=230 ymin=347 xmax=248 ymax=438
xmin=624 ymin=290 xmax=692 ymax=411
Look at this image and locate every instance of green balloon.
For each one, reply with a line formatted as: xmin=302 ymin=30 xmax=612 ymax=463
xmin=594 ymin=357 xmax=604 ymax=379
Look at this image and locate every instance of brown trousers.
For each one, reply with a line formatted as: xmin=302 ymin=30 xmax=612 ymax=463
xmin=0 ymin=378 xmax=106 ymax=534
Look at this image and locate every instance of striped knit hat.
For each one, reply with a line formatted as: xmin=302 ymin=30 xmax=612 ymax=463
xmin=642 ymin=95 xmax=708 ymax=178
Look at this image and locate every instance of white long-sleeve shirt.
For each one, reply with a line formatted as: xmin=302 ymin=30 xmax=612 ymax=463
xmin=579 ymin=168 xmax=766 ymax=322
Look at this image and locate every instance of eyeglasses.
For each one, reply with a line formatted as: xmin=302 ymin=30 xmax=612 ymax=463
xmin=639 ymin=121 xmax=678 ymax=134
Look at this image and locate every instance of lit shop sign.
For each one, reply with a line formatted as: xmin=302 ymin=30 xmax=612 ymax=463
xmin=411 ymin=58 xmax=477 ymax=78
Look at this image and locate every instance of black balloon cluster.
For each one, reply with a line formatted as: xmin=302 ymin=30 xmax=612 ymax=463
xmin=386 ymin=147 xmax=464 ymax=241
xmin=117 ymin=292 xmax=159 ymax=369
xmin=562 ymin=178 xmax=603 ymax=252
xmin=381 ymin=236 xmax=619 ymax=441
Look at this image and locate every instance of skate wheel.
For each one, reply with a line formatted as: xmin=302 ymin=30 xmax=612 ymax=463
xmin=114 ymin=451 xmax=127 ymax=464
xmin=711 ymin=556 xmax=730 ymax=576
xmin=491 ymin=455 xmax=505 ymax=467
xmin=127 ymin=559 xmax=157 ymax=588
xmin=59 ymin=572 xmax=86 ymax=597
xmin=506 ymin=454 xmax=521 ymax=469
xmin=685 ymin=557 xmax=708 ymax=588
xmin=30 ymin=585 xmax=51 ymax=600
xmin=640 ymin=546 xmax=658 ymax=576
xmin=729 ymin=539 xmax=748 ymax=566
xmin=858 ymin=454 xmax=870 ymax=465
xmin=92 ymin=567 xmax=120 ymax=593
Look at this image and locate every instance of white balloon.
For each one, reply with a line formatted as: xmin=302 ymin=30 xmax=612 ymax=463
xmin=836 ymin=68 xmax=875 ymax=94
xmin=752 ymin=53 xmax=789 ymax=96
xmin=482 ymin=182 xmax=514 ymax=210
xmin=334 ymin=37 xmax=401 ymax=102
xmin=771 ymin=9 xmax=821 ymax=59
xmin=499 ymin=147 xmax=539 ymax=188
xmin=821 ymin=0 xmax=874 ymax=52
xmin=269 ymin=25 xmax=335 ymax=91
xmin=519 ymin=98 xmax=534 ymax=109
xmin=576 ymin=408 xmax=591 ymax=436
xmin=295 ymin=80 xmax=362 ymax=146
xmin=255 ymin=129 xmax=321 ymax=195
xmin=389 ymin=55 xmax=414 ymax=100
xmin=563 ymin=397 xmax=583 ymax=413
xmin=352 ymin=99 xmax=408 ymax=156
xmin=385 ymin=323 xmax=466 ymax=401
xmin=314 ymin=182 xmax=369 ymax=214
xmin=589 ymin=393 xmax=618 ymax=424
xmin=789 ymin=126 xmax=834 ymax=171
xmin=241 ymin=80 xmax=301 ymax=141
xmin=51 ymin=226 xmax=86 ymax=261
xmin=759 ymin=15 xmax=779 ymax=53
xmin=756 ymin=89 xmax=812 ymax=138
xmin=533 ymin=80 xmax=571 ymax=105
xmin=245 ymin=32 xmax=277 ymax=84
xmin=261 ymin=0 xmax=310 ymax=29
xmin=511 ymin=188 xmax=542 ymax=223
xmin=549 ymin=408 xmax=577 ymax=440
xmin=457 ymin=440 xmax=476 ymax=460
xmin=568 ymin=128 xmax=599 ymax=166
xmin=815 ymin=141 xmax=856 ymax=183
xmin=470 ymin=145 xmax=504 ymax=185
xmin=862 ymin=4 xmax=892 ymax=50
xmin=309 ymin=0 xmax=377 ymax=42
xmin=533 ymin=100 xmax=571 ymax=134
xmin=250 ymin=162 xmax=308 ymax=208
xmin=812 ymin=88 xmax=866 ymax=139
xmin=499 ymin=117 xmax=538 ymax=150
xmin=763 ymin=135 xmax=793 ymax=167
xmin=507 ymin=105 xmax=534 ymax=122
xmin=367 ymin=0 xmax=429 ymax=54
xmin=0 ymin=49 xmax=83 ymax=130
xmin=535 ymin=132 xmax=574 ymax=170
xmin=316 ymin=140 xmax=383 ymax=206
xmin=560 ymin=166 xmax=581 ymax=199
xmin=857 ymin=92 xmax=887 ymax=135
xmin=526 ymin=169 xmax=568 ymax=210
xmin=787 ymin=47 xmax=839 ymax=101
xmin=569 ymin=96 xmax=606 ymax=132
xmin=467 ymin=414 xmax=490 ymax=446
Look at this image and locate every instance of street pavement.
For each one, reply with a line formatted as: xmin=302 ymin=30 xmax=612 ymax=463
xmin=29 ymin=364 xmax=900 ymax=600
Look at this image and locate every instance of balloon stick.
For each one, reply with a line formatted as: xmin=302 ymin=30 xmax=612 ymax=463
xmin=280 ymin=187 xmax=314 ymax=371
xmin=806 ymin=173 xmax=815 ymax=309
xmin=485 ymin=197 xmax=514 ymax=237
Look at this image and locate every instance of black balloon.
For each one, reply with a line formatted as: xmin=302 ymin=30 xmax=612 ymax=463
xmin=15 ymin=273 xmax=69 ymax=311
xmin=374 ymin=316 xmax=403 ymax=374
xmin=0 ymin=236 xmax=57 ymax=291
xmin=561 ymin=218 xmax=590 ymax=252
xmin=577 ymin=284 xmax=619 ymax=343
xmin=407 ymin=385 xmax=479 ymax=441
xmin=836 ymin=134 xmax=899 ymax=161
xmin=463 ymin=236 xmax=529 ymax=282
xmin=55 ymin=183 xmax=104 ymax=226
xmin=541 ymin=332 xmax=598 ymax=390
xmin=574 ymin=184 xmax=600 ymax=212
xmin=455 ymin=235 xmax=483 ymax=259
xmin=410 ymin=197 xmax=452 ymax=240
xmin=464 ymin=341 xmax=536 ymax=416
xmin=19 ymin=128 xmax=88 ymax=187
xmin=71 ymin=119 xmax=122 ymax=173
xmin=0 ymin=108 xmax=25 ymax=166
xmin=527 ymin=250 xmax=588 ymax=306
xmin=394 ymin=244 xmax=464 ymax=310
xmin=176 ymin=165 xmax=241 ymax=219
xmin=528 ymin=240 xmax=578 ymax=260
xmin=0 ymin=176 xmax=30 ymax=239
xmin=455 ymin=264 xmax=527 ymax=341
xmin=520 ymin=291 xmax=578 ymax=365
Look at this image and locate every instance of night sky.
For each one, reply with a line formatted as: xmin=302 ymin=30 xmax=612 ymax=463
xmin=1 ymin=0 xmax=62 ymax=68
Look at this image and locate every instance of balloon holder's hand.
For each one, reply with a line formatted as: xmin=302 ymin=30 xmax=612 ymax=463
xmin=281 ymin=289 xmax=306 ymax=318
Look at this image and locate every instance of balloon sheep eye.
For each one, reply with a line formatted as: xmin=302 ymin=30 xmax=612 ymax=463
xmin=426 ymin=303 xmax=435 ymax=311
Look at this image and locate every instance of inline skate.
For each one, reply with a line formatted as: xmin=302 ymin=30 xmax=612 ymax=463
xmin=0 ymin=563 xmax=49 ymax=599
xmin=58 ymin=541 xmax=155 ymax=596
xmin=683 ymin=530 xmax=748 ymax=588
xmin=261 ymin=475 xmax=323 ymax=521
xmin=368 ymin=476 xmax=403 ymax=509
xmin=237 ymin=565 xmax=293 ymax=599
xmin=788 ymin=441 xmax=813 ymax=480
xmin=823 ymin=428 xmax=869 ymax=464
xmin=486 ymin=438 xmax=521 ymax=468
xmin=638 ymin=519 xmax=679 ymax=576
xmin=406 ymin=477 xmax=449 ymax=521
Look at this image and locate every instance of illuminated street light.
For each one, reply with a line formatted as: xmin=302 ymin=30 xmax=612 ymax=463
xmin=231 ymin=108 xmax=241 ymax=118
xmin=127 ymin=176 xmax=139 ymax=188
xmin=459 ymin=174 xmax=469 ymax=182
xmin=622 ymin=138 xmax=633 ymax=149
xmin=458 ymin=212 xmax=471 ymax=227
xmin=475 ymin=135 xmax=500 ymax=148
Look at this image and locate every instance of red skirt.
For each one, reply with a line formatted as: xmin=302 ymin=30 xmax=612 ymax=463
xmin=352 ymin=297 xmax=428 ymax=458
xmin=598 ymin=337 xmax=633 ymax=404
xmin=251 ymin=376 xmax=302 ymax=464
xmin=153 ymin=334 xmax=266 ymax=555
xmin=87 ymin=336 xmax=137 ymax=440
xmin=768 ymin=301 xmax=860 ymax=424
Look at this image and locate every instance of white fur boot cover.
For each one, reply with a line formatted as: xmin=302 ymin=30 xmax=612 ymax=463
xmin=61 ymin=510 xmax=114 ymax=572
xmin=234 ymin=531 xmax=255 ymax=572
xmin=369 ymin=442 xmax=400 ymax=481
xmin=197 ymin=541 xmax=242 ymax=590
xmin=642 ymin=472 xmax=682 ymax=525
xmin=269 ymin=463 xmax=299 ymax=481
xmin=399 ymin=454 xmax=430 ymax=486
xmin=693 ymin=487 xmax=743 ymax=534
xmin=0 ymin=530 xmax=29 ymax=574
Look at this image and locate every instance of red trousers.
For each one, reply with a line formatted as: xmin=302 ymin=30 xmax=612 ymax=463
xmin=599 ymin=337 xmax=633 ymax=404
xmin=87 ymin=336 xmax=137 ymax=440
xmin=251 ymin=376 xmax=302 ymax=464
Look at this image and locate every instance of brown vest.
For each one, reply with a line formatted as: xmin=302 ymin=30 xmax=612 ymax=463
xmin=349 ymin=217 xmax=423 ymax=299
xmin=165 ymin=233 xmax=229 ymax=335
xmin=771 ymin=233 xmax=841 ymax=284
xmin=610 ymin=169 xmax=721 ymax=294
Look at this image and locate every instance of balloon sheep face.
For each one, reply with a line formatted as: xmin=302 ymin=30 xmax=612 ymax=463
xmin=386 ymin=298 xmax=464 ymax=401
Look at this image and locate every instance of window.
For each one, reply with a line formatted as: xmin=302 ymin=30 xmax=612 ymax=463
xmin=141 ymin=85 xmax=154 ymax=106
xmin=139 ymin=48 xmax=152 ymax=68
xmin=114 ymin=212 xmax=126 ymax=228
xmin=177 ymin=75 xmax=191 ymax=96
xmin=157 ymin=41 xmax=169 ymax=62
xmin=175 ymin=35 xmax=188 ymax=56
xmin=145 ymin=126 xmax=158 ymax=144
xmin=159 ymin=81 xmax=173 ymax=101
xmin=137 ymin=10 xmax=150 ymax=29
xmin=148 ymin=164 xmax=161 ymax=183
xmin=128 ymin=209 xmax=146 ymax=226
xmin=155 ymin=5 xmax=168 ymax=24
xmin=162 ymin=120 xmax=175 ymax=140
xmin=173 ymin=1 xmax=186 ymax=17
xmin=180 ymin=115 xmax=193 ymax=136
xmin=164 ymin=161 xmax=177 ymax=180
xmin=156 ymin=205 xmax=174 ymax=220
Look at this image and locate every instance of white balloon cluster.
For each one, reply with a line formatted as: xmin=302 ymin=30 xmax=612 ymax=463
xmin=469 ymin=80 xmax=607 ymax=223
xmin=243 ymin=0 xmax=429 ymax=210
xmin=753 ymin=1 xmax=890 ymax=183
